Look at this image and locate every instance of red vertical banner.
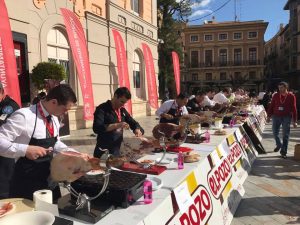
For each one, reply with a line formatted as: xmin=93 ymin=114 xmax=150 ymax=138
xmin=0 ymin=0 xmax=21 ymax=106
xmin=142 ymin=43 xmax=158 ymax=109
xmin=172 ymin=51 xmax=180 ymax=95
xmin=61 ymin=8 xmax=94 ymax=120
xmin=112 ymin=29 xmax=132 ymax=114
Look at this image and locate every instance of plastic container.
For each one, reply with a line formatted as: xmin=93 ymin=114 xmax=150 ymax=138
xmin=229 ymin=118 xmax=235 ymax=127
xmin=143 ymin=180 xmax=153 ymax=204
xmin=177 ymin=151 xmax=184 ymax=170
xmin=204 ymin=130 xmax=210 ymax=143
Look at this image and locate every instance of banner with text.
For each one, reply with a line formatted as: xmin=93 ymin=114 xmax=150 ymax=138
xmin=172 ymin=51 xmax=180 ymax=95
xmin=0 ymin=0 xmax=21 ymax=105
xmin=112 ymin=29 xmax=132 ymax=114
xmin=142 ymin=43 xmax=158 ymax=109
xmin=61 ymin=8 xmax=94 ymax=120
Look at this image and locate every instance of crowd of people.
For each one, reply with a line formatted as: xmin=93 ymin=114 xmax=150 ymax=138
xmin=0 ymin=81 xmax=297 ymax=203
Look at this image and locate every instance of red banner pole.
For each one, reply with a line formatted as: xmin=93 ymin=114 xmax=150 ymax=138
xmin=61 ymin=8 xmax=95 ymax=120
xmin=0 ymin=0 xmax=21 ymax=106
xmin=112 ymin=29 xmax=132 ymax=114
xmin=142 ymin=43 xmax=158 ymax=109
xmin=172 ymin=51 xmax=181 ymax=95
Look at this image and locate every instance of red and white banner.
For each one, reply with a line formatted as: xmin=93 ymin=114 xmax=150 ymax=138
xmin=0 ymin=0 xmax=21 ymax=105
xmin=61 ymin=8 xmax=94 ymax=120
xmin=172 ymin=51 xmax=180 ymax=95
xmin=112 ymin=29 xmax=132 ymax=114
xmin=142 ymin=43 xmax=158 ymax=109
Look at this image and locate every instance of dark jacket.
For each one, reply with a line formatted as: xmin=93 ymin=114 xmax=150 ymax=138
xmin=93 ymin=100 xmax=144 ymax=156
xmin=0 ymin=95 xmax=20 ymax=126
xmin=186 ymin=97 xmax=203 ymax=114
xmin=0 ymin=95 xmax=19 ymax=199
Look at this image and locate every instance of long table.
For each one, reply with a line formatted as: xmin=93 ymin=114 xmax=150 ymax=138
xmin=64 ymin=106 xmax=267 ymax=225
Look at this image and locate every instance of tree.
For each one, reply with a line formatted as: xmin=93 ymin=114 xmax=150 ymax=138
xmin=157 ymin=0 xmax=192 ymax=98
xmin=31 ymin=62 xmax=66 ymax=90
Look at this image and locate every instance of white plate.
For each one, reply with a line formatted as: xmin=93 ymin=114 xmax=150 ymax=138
xmin=147 ymin=177 xmax=163 ymax=191
xmin=155 ymin=158 xmax=173 ymax=165
xmin=86 ymin=169 xmax=105 ymax=176
xmin=0 ymin=211 xmax=55 ymax=225
xmin=0 ymin=202 xmax=16 ymax=218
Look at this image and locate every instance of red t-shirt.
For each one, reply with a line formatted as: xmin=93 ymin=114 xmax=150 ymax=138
xmin=267 ymin=92 xmax=298 ymax=122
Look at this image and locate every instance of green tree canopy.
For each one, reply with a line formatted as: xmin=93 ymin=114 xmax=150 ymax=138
xmin=157 ymin=0 xmax=192 ymax=98
xmin=31 ymin=62 xmax=67 ymax=90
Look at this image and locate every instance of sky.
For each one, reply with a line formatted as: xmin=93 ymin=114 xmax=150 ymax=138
xmin=187 ymin=0 xmax=289 ymax=41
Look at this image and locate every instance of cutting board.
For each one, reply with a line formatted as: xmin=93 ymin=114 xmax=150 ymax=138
xmin=166 ymin=146 xmax=193 ymax=153
xmin=121 ymin=163 xmax=167 ymax=175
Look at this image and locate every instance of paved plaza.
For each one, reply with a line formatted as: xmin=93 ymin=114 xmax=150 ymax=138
xmin=62 ymin=116 xmax=300 ymax=225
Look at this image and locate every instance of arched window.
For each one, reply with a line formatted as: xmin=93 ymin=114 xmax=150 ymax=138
xmin=47 ymin=28 xmax=71 ymax=82
xmin=132 ymin=50 xmax=145 ymax=100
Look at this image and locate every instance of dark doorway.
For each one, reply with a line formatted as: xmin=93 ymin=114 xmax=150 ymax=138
xmin=13 ymin=32 xmax=30 ymax=104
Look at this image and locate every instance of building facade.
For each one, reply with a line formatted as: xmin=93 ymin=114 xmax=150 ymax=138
xmin=182 ymin=20 xmax=268 ymax=93
xmin=284 ymin=0 xmax=300 ymax=89
xmin=265 ymin=0 xmax=300 ymax=90
xmin=5 ymin=0 xmax=158 ymax=130
xmin=264 ymin=24 xmax=290 ymax=90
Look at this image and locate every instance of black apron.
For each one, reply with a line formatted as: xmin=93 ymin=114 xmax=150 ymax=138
xmin=159 ymin=102 xmax=183 ymax=125
xmin=9 ymin=106 xmax=61 ymax=201
xmin=0 ymin=96 xmax=20 ymax=199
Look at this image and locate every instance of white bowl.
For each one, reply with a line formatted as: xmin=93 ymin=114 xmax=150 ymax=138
xmin=0 ymin=211 xmax=55 ymax=225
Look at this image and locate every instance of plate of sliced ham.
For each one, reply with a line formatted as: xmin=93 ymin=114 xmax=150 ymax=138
xmin=0 ymin=202 xmax=15 ymax=218
xmin=86 ymin=169 xmax=105 ymax=176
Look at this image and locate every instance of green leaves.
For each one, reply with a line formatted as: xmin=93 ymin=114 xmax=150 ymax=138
xmin=158 ymin=0 xmax=192 ymax=97
xmin=31 ymin=62 xmax=67 ymax=90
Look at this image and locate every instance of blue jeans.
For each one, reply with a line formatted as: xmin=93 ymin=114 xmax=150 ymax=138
xmin=272 ymin=115 xmax=292 ymax=155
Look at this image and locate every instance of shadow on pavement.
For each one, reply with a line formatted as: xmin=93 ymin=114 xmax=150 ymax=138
xmin=249 ymin=155 xmax=300 ymax=180
xmin=234 ymin=196 xmax=300 ymax=219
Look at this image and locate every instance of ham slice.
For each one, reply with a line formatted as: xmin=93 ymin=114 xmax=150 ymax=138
xmin=120 ymin=136 xmax=154 ymax=159
xmin=179 ymin=114 xmax=209 ymax=126
xmin=50 ymin=151 xmax=128 ymax=182
xmin=152 ymin=123 xmax=185 ymax=140
xmin=152 ymin=123 xmax=187 ymax=147
xmin=50 ymin=151 xmax=102 ymax=182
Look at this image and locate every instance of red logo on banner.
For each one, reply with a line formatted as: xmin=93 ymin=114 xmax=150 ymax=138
xmin=0 ymin=0 xmax=21 ymax=106
xmin=179 ymin=185 xmax=213 ymax=225
xmin=141 ymin=43 xmax=158 ymax=109
xmin=61 ymin=8 xmax=94 ymax=120
xmin=172 ymin=51 xmax=180 ymax=95
xmin=227 ymin=142 xmax=243 ymax=166
xmin=112 ymin=29 xmax=132 ymax=114
xmin=207 ymin=158 xmax=232 ymax=199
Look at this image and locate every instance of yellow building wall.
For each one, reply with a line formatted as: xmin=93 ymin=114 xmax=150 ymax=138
xmin=117 ymin=0 xmax=152 ymax=23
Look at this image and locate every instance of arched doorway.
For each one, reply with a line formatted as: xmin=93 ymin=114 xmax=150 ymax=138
xmin=132 ymin=49 xmax=146 ymax=100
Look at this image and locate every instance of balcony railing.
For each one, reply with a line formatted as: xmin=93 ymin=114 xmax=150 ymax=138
xmin=189 ymin=60 xmax=262 ymax=68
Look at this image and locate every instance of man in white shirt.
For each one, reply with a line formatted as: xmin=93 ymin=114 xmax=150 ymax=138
xmin=156 ymin=93 xmax=189 ymax=125
xmin=0 ymin=84 xmax=77 ymax=201
xmin=213 ymin=88 xmax=231 ymax=104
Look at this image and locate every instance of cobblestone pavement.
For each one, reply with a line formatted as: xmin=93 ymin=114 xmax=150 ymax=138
xmin=62 ymin=116 xmax=300 ymax=225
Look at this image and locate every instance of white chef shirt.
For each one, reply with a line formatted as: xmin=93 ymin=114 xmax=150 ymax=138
xmin=0 ymin=103 xmax=67 ymax=159
xmin=201 ymin=95 xmax=216 ymax=107
xmin=213 ymin=92 xmax=230 ymax=104
xmin=258 ymin=92 xmax=266 ymax=100
xmin=156 ymin=99 xmax=188 ymax=117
